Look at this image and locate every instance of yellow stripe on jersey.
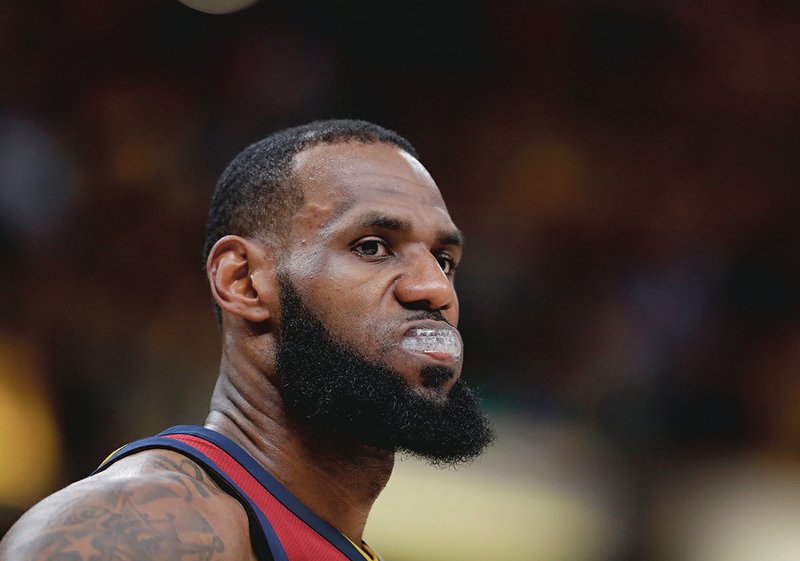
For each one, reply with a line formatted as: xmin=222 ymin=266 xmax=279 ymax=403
xmin=345 ymin=536 xmax=382 ymax=561
xmin=98 ymin=444 xmax=127 ymax=469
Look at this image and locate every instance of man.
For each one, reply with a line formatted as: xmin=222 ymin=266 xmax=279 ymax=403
xmin=0 ymin=119 xmax=494 ymax=560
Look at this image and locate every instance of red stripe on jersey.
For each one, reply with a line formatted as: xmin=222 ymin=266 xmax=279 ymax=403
xmin=164 ymin=433 xmax=350 ymax=561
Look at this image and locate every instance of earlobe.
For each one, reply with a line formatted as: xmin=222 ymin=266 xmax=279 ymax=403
xmin=207 ymin=235 xmax=277 ymax=323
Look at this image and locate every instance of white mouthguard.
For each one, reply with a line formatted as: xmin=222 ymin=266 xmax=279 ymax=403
xmin=402 ymin=329 xmax=462 ymax=358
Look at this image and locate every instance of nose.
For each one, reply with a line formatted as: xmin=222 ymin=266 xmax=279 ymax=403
xmin=394 ymin=251 xmax=456 ymax=312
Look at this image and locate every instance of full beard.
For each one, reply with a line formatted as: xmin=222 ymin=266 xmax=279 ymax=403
xmin=275 ymin=277 xmax=494 ymax=466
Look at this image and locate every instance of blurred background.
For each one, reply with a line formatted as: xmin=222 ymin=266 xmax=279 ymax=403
xmin=1 ymin=1 xmax=799 ymax=559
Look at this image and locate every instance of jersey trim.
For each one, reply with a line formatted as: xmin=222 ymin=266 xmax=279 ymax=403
xmin=94 ymin=436 xmax=284 ymax=561
xmin=346 ymin=536 xmax=380 ymax=561
xmin=95 ymin=426 xmax=376 ymax=561
xmin=158 ymin=426 xmax=369 ymax=561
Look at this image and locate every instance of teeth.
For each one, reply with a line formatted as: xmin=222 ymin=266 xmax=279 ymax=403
xmin=402 ymin=329 xmax=462 ymax=358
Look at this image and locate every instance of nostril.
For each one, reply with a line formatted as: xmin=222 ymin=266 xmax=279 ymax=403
xmin=400 ymin=299 xmax=435 ymax=312
xmin=396 ymin=289 xmax=453 ymax=312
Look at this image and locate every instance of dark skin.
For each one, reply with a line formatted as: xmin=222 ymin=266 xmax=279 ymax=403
xmin=0 ymin=450 xmax=252 ymax=561
xmin=0 ymin=142 xmax=463 ymax=559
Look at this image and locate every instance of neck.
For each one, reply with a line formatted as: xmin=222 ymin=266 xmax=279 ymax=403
xmin=204 ymin=350 xmax=394 ymax=543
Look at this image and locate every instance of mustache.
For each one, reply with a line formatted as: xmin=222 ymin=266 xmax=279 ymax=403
xmin=404 ymin=310 xmax=453 ymax=326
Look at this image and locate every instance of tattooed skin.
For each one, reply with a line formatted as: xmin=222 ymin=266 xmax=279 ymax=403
xmin=2 ymin=453 xmax=230 ymax=561
xmin=149 ymin=453 xmax=222 ymax=502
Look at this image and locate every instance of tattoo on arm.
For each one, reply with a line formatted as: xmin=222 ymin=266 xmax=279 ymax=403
xmin=149 ymin=453 xmax=222 ymax=501
xmin=14 ymin=457 xmax=229 ymax=561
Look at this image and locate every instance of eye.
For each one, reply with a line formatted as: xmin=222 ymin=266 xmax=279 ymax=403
xmin=436 ymin=253 xmax=458 ymax=275
xmin=352 ymin=237 xmax=392 ymax=259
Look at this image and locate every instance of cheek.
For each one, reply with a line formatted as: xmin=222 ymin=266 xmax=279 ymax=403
xmin=290 ymin=259 xmax=389 ymax=333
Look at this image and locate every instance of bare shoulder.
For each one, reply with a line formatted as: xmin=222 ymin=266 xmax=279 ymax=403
xmin=0 ymin=450 xmax=256 ymax=561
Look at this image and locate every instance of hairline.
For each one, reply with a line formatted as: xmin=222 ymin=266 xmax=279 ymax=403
xmin=264 ymin=138 xmax=419 ymax=250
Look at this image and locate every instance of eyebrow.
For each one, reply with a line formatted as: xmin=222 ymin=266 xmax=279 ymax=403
xmin=357 ymin=212 xmax=412 ymax=233
xmin=438 ymin=230 xmax=465 ymax=247
xmin=356 ymin=211 xmax=464 ymax=247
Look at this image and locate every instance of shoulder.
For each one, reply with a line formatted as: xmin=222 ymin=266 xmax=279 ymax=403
xmin=0 ymin=449 xmax=256 ymax=561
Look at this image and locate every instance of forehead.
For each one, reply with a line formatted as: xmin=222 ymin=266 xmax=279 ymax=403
xmin=290 ymin=142 xmax=453 ymax=231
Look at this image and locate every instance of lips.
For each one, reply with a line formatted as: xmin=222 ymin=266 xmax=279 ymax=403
xmin=401 ymin=327 xmax=462 ymax=359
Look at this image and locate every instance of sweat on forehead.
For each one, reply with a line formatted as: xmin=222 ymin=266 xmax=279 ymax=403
xmin=286 ymin=142 xmax=453 ymax=243
xmin=292 ymin=141 xmax=441 ymax=201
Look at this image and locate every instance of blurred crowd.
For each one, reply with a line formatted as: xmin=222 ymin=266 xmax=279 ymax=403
xmin=1 ymin=1 xmax=799 ymax=559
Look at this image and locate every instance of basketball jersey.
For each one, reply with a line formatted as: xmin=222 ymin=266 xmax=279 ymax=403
xmin=93 ymin=426 xmax=382 ymax=561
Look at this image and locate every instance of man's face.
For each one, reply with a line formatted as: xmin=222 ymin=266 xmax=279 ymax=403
xmin=280 ymin=142 xmax=465 ymax=399
xmin=274 ymin=141 xmax=493 ymax=463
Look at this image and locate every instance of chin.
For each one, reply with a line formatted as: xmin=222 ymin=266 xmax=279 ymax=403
xmin=410 ymin=385 xmax=451 ymax=406
xmin=417 ymin=363 xmax=457 ymax=389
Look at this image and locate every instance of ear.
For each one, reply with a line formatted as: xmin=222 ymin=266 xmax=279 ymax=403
xmin=206 ymin=235 xmax=278 ymax=323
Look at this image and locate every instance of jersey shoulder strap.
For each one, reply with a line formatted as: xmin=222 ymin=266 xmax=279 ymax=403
xmin=93 ymin=426 xmax=283 ymax=561
xmin=94 ymin=426 xmax=373 ymax=561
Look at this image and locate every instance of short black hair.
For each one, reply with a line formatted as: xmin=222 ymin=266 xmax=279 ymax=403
xmin=203 ymin=119 xmax=418 ymax=264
